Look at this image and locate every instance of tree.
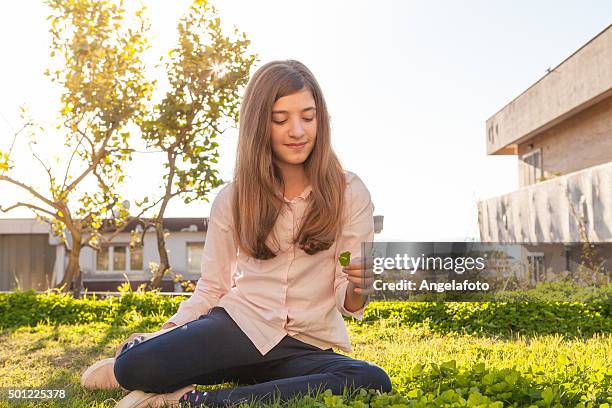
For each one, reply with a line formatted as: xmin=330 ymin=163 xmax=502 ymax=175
xmin=0 ymin=0 xmax=151 ymax=292
xmin=138 ymin=0 xmax=256 ymax=288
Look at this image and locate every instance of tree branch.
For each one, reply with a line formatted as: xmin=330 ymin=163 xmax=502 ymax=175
xmin=61 ymin=114 xmax=90 ymax=191
xmin=0 ymin=175 xmax=60 ymax=210
xmin=7 ymin=121 xmax=33 ymax=158
xmin=0 ymin=201 xmax=58 ymax=218
xmin=63 ymin=118 xmax=123 ymax=194
xmin=28 ymin=141 xmax=56 ymax=195
xmin=91 ymin=193 xmax=165 ymax=246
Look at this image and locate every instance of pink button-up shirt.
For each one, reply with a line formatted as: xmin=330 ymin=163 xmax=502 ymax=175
xmin=167 ymin=171 xmax=374 ymax=355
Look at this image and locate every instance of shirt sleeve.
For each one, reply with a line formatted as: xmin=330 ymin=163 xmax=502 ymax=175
xmin=333 ymin=173 xmax=375 ymax=320
xmin=166 ymin=184 xmax=237 ymax=327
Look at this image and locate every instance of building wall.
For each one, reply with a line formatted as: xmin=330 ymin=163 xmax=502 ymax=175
xmin=79 ymin=230 xmax=206 ymax=282
xmin=0 ymin=234 xmax=56 ymax=291
xmin=486 ymin=25 xmax=612 ymax=155
xmin=517 ymin=95 xmax=612 ymax=187
xmin=478 ymin=161 xmax=612 ymax=243
xmin=521 ymin=243 xmax=612 ymax=281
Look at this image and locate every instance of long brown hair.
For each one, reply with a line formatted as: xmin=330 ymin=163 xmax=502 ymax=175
xmin=232 ymin=60 xmax=346 ymax=260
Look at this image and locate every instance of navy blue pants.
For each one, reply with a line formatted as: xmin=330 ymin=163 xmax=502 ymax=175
xmin=114 ymin=306 xmax=392 ymax=406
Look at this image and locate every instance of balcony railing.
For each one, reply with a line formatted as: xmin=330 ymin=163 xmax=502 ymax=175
xmin=478 ymin=161 xmax=612 ymax=243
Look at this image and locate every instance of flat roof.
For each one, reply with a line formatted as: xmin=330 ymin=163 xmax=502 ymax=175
xmin=486 ymin=24 xmax=612 ymax=155
xmin=488 ymin=24 xmax=612 ymax=120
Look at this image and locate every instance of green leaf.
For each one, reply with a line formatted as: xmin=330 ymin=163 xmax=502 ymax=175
xmin=541 ymin=387 xmax=554 ymax=405
xmin=338 ymin=251 xmax=351 ymax=267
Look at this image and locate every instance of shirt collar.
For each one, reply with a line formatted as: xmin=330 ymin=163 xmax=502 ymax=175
xmin=282 ymin=184 xmax=312 ymax=203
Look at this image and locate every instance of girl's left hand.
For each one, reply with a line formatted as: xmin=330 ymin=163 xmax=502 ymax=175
xmin=342 ymin=257 xmax=375 ymax=296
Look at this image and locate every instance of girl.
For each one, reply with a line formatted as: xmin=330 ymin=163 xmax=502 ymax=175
xmin=80 ymin=60 xmax=391 ymax=408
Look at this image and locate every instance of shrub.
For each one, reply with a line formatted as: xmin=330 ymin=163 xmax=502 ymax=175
xmin=360 ymin=300 xmax=610 ymax=337
xmin=0 ymin=288 xmax=185 ymax=328
xmin=0 ymin=283 xmax=609 ymax=337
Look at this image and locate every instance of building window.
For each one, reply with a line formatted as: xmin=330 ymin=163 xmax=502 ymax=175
xmin=187 ymin=242 xmax=204 ymax=273
xmin=96 ymin=245 xmax=143 ymax=273
xmin=96 ymin=247 xmax=109 ymax=271
xmin=130 ymin=246 xmax=143 ymax=271
xmin=527 ymin=253 xmax=545 ymax=285
xmin=521 ymin=149 xmax=543 ymax=185
xmin=113 ymin=246 xmax=126 ymax=271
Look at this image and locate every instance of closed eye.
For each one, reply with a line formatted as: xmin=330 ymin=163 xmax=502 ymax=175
xmin=272 ymin=117 xmax=314 ymax=124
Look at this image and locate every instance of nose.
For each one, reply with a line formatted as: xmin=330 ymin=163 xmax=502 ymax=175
xmin=288 ymin=118 xmax=305 ymax=139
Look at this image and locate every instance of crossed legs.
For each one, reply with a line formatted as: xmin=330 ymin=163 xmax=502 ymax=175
xmin=113 ymin=307 xmax=391 ymax=406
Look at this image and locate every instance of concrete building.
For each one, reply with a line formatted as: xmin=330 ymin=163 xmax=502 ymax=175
xmin=0 ymin=215 xmax=385 ymax=292
xmin=0 ymin=219 xmax=57 ymax=291
xmin=478 ymin=25 xmax=612 ymax=283
xmin=0 ymin=218 xmax=210 ymax=292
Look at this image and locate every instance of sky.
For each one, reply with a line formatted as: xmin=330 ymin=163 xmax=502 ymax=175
xmin=0 ymin=1 xmax=611 ymax=241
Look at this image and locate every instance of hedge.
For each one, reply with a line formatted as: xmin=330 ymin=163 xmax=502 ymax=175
xmin=0 ymin=283 xmax=609 ymax=336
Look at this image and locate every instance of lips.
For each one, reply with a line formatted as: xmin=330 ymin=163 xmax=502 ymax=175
xmin=285 ymin=142 xmax=307 ymax=150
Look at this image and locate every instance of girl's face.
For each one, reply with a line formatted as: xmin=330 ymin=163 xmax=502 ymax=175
xmin=270 ymin=88 xmax=317 ymax=170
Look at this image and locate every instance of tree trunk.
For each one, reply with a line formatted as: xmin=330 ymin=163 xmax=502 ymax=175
xmin=150 ymin=151 xmax=176 ymax=289
xmin=150 ymin=223 xmax=170 ymax=289
xmin=57 ymin=232 xmax=82 ymax=293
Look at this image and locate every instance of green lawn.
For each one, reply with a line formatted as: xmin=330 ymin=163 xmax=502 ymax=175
xmin=0 ymin=316 xmax=610 ymax=407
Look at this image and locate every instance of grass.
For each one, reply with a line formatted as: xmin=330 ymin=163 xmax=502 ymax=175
xmin=0 ymin=315 xmax=610 ymax=407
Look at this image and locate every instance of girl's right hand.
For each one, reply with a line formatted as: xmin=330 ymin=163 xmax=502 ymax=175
xmin=115 ymin=332 xmax=149 ymax=357
xmin=115 ymin=323 xmax=177 ymax=357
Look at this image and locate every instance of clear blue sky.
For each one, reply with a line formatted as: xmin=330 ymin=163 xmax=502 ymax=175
xmin=1 ymin=1 xmax=610 ymax=241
